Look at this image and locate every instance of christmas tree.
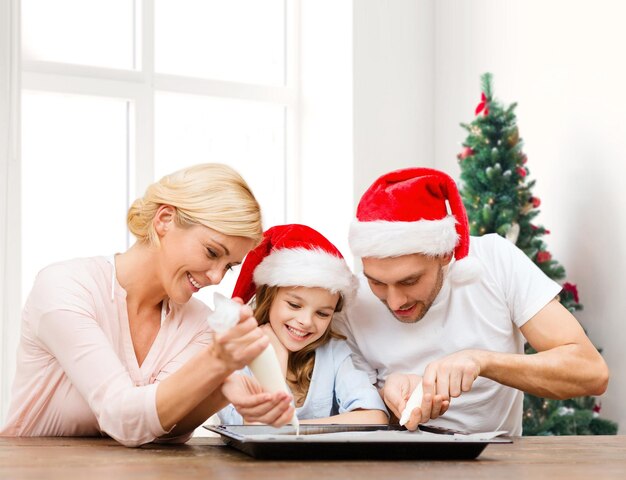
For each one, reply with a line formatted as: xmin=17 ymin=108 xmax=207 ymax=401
xmin=457 ymin=73 xmax=617 ymax=435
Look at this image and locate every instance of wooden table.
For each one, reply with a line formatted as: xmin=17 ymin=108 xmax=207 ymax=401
xmin=1 ymin=435 xmax=624 ymax=479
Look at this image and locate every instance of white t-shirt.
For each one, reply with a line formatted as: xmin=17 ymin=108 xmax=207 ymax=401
xmin=337 ymin=234 xmax=562 ymax=435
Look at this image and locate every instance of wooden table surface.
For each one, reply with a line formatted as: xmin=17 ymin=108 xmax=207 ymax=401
xmin=1 ymin=435 xmax=624 ymax=479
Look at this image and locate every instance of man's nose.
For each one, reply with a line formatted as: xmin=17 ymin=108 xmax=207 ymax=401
xmin=386 ymin=287 xmax=408 ymax=310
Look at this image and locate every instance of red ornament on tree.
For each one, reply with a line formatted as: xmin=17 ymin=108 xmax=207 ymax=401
xmin=516 ymin=167 xmax=527 ymax=178
xmin=457 ymin=146 xmax=475 ymax=161
xmin=562 ymin=282 xmax=580 ymax=303
xmin=531 ymin=196 xmax=541 ymax=208
xmin=475 ymin=92 xmax=489 ymax=116
xmin=536 ymin=251 xmax=552 ymax=263
xmin=521 ymin=154 xmax=528 ymax=164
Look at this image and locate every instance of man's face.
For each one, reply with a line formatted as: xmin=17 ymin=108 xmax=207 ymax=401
xmin=362 ymin=253 xmax=452 ymax=323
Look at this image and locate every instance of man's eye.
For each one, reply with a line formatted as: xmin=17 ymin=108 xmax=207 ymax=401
xmin=400 ymin=280 xmax=417 ymax=286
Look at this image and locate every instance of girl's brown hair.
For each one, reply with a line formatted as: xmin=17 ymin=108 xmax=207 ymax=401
xmin=253 ymin=284 xmax=345 ymax=406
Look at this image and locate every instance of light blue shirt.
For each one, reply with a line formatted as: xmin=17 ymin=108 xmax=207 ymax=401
xmin=218 ymin=338 xmax=388 ymax=424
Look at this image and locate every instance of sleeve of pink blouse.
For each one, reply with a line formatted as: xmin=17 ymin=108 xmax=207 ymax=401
xmin=36 ymin=308 xmax=170 ymax=447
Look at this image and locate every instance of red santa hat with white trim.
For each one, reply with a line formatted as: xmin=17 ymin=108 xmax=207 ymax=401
xmin=232 ymin=224 xmax=359 ymax=305
xmin=349 ymin=167 xmax=481 ymax=284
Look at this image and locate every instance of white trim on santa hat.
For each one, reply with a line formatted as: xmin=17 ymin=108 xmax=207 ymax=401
xmin=349 ymin=215 xmax=459 ymax=258
xmin=253 ymin=248 xmax=358 ymax=302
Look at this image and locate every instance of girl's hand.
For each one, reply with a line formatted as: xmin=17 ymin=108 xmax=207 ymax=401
xmin=211 ymin=304 xmax=269 ymax=372
xmin=260 ymin=323 xmax=289 ymax=375
xmin=222 ymin=374 xmax=295 ymax=427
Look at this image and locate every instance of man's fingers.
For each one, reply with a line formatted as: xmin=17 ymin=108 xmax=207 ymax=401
xmin=449 ymin=369 xmax=463 ymax=398
xmin=440 ymin=400 xmax=450 ymax=416
xmin=461 ymin=369 xmax=476 ymax=392
xmin=404 ymin=407 xmax=421 ymax=431
xmin=419 ymin=392 xmax=433 ymax=423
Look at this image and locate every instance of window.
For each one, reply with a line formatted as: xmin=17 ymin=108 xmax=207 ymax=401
xmin=20 ymin=0 xmax=297 ymax=308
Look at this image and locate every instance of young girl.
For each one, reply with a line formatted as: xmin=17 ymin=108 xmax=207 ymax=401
xmin=219 ymin=224 xmax=389 ymax=425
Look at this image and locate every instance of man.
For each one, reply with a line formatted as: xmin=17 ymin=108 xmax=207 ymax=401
xmin=338 ymin=167 xmax=608 ymax=435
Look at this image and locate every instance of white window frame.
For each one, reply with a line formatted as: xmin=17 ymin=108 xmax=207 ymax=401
xmin=2 ymin=0 xmax=300 ymax=422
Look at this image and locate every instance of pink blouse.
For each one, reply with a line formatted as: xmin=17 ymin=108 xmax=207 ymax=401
xmin=0 ymin=256 xmax=212 ymax=446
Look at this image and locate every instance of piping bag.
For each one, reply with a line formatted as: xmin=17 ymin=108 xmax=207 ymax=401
xmin=209 ymin=292 xmax=300 ymax=433
xmin=399 ymin=381 xmax=424 ymax=427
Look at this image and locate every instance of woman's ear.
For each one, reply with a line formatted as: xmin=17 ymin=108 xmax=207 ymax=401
xmin=153 ymin=205 xmax=176 ymax=237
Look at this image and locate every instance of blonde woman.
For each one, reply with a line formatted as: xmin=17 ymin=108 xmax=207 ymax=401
xmin=0 ymin=164 xmax=294 ymax=446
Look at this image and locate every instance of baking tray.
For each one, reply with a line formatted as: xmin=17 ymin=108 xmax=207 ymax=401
xmin=205 ymin=424 xmax=512 ymax=460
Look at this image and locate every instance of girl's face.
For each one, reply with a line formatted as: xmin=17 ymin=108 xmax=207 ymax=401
xmin=268 ymin=287 xmax=340 ymax=352
xmin=157 ymin=208 xmax=255 ymax=304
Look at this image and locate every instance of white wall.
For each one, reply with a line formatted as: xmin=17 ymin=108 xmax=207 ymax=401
xmin=434 ymin=0 xmax=626 ymax=432
xmin=299 ymin=0 xmax=354 ymax=259
xmin=353 ymin=0 xmax=436 ymax=203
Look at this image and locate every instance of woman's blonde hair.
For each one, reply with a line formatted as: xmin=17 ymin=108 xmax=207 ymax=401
xmin=127 ymin=163 xmax=262 ymax=245
xmin=253 ymin=284 xmax=345 ymax=406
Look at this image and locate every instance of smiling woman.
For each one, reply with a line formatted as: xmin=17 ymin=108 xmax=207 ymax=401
xmin=0 ymin=163 xmax=295 ymax=446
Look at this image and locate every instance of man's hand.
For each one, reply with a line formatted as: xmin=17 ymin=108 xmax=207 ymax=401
xmin=221 ymin=374 xmax=295 ymax=427
xmin=422 ymin=349 xmax=483 ymax=401
xmin=382 ymin=373 xmax=450 ymax=431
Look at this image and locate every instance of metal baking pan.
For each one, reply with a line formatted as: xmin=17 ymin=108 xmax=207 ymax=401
xmin=205 ymin=424 xmax=512 ymax=460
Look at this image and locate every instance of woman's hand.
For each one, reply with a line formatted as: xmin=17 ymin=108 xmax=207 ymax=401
xmin=222 ymin=373 xmax=295 ymax=427
xmin=210 ymin=303 xmax=269 ymax=372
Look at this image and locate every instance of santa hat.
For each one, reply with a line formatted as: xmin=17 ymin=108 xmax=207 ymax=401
xmin=349 ymin=168 xmax=481 ymax=284
xmin=233 ymin=224 xmax=358 ymax=305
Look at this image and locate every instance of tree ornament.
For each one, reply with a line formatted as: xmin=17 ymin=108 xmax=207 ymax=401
xmin=516 ymin=166 xmax=527 ymax=178
xmin=531 ymin=196 xmax=541 ymax=208
xmin=457 ymin=146 xmax=475 ymax=161
xmin=562 ymin=282 xmax=580 ymax=303
xmin=470 ymin=125 xmax=482 ymax=136
xmin=507 ymin=126 xmax=519 ymax=147
xmin=536 ymin=251 xmax=552 ymax=263
xmin=505 ymin=222 xmax=520 ymax=244
xmin=475 ymin=92 xmax=489 ymax=116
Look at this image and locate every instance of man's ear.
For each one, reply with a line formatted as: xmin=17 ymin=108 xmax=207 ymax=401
xmin=440 ymin=252 xmax=454 ymax=267
xmin=153 ymin=205 xmax=176 ymax=237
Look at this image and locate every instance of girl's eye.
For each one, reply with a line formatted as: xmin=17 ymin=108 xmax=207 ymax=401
xmin=207 ymin=248 xmax=218 ymax=258
xmin=224 ymin=264 xmax=234 ymax=273
xmin=317 ymin=311 xmax=331 ymax=318
xmin=287 ymin=302 xmax=300 ymax=309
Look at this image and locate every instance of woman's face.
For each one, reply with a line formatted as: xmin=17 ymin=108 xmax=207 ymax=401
xmin=157 ymin=210 xmax=255 ymax=304
xmin=268 ymin=287 xmax=340 ymax=352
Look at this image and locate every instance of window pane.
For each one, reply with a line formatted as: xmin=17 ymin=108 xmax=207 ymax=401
xmin=155 ymin=91 xmax=285 ymax=305
xmin=155 ymin=0 xmax=285 ymax=85
xmin=21 ymin=91 xmax=129 ymax=303
xmin=22 ymin=0 xmax=136 ymax=69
